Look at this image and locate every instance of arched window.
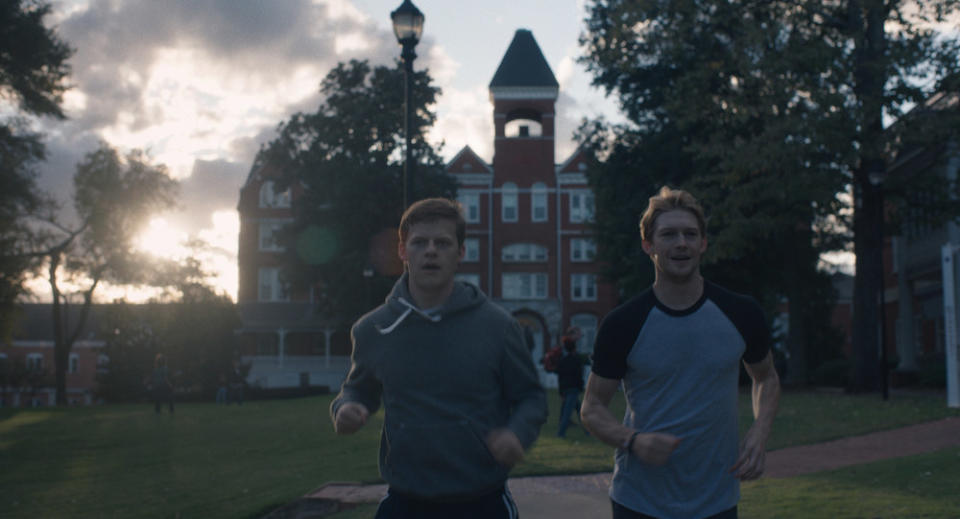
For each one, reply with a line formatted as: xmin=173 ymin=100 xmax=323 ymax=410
xmin=531 ymin=182 xmax=547 ymax=222
xmin=502 ymin=243 xmax=548 ymax=262
xmin=501 ymin=182 xmax=518 ymax=222
xmin=259 ymin=181 xmax=291 ymax=208
xmin=505 ymin=119 xmax=543 ymax=137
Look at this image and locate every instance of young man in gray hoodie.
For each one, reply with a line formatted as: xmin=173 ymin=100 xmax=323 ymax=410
xmin=331 ymin=198 xmax=547 ymax=519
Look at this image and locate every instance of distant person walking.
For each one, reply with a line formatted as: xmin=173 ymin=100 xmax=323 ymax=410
xmin=581 ymin=187 xmax=780 ymax=519
xmin=152 ymin=353 xmax=174 ymax=414
xmin=228 ymin=358 xmax=245 ymax=405
xmin=556 ymin=326 xmax=586 ymax=438
xmin=331 ymin=198 xmax=547 ymax=519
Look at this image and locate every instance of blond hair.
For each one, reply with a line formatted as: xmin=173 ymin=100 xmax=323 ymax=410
xmin=639 ymin=186 xmax=706 ymax=241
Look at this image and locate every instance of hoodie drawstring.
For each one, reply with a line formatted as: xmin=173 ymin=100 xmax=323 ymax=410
xmin=377 ymin=297 xmax=442 ymax=334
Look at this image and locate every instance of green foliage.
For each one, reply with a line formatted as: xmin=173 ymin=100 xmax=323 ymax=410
xmin=97 ymin=290 xmax=241 ymax=402
xmin=577 ymin=0 xmax=960 ymax=388
xmin=68 ymin=145 xmax=180 ymax=286
xmin=0 ymin=0 xmax=73 ymax=118
xmin=0 ymin=0 xmax=72 ymax=337
xmin=0 ymin=122 xmax=47 ymax=341
xmin=39 ymin=143 xmax=180 ymax=405
xmin=810 ymin=358 xmax=852 ymax=388
xmin=257 ymin=59 xmax=457 ymax=324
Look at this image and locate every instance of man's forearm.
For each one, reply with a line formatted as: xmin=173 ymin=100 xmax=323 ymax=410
xmin=580 ymin=398 xmax=634 ymax=449
xmin=751 ymin=370 xmax=780 ymax=434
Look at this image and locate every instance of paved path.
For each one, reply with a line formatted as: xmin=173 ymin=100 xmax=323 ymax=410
xmin=273 ymin=417 xmax=960 ymax=518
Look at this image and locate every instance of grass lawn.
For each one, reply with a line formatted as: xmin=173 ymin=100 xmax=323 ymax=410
xmin=740 ymin=447 xmax=960 ymax=518
xmin=1 ymin=389 xmax=957 ymax=518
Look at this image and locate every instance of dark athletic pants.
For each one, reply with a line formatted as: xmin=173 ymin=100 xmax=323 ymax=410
xmin=375 ymin=486 xmax=518 ymax=519
xmin=612 ymin=500 xmax=737 ymax=519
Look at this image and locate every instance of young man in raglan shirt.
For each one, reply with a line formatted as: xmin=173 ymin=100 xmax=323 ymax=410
xmin=581 ymin=187 xmax=780 ymax=519
xmin=330 ymin=198 xmax=547 ymax=519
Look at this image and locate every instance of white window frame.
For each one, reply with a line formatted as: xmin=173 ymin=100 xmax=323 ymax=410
xmin=258 ymin=267 xmax=289 ymax=302
xmin=259 ymin=181 xmax=291 ymax=209
xmin=571 ymin=273 xmax=598 ymax=301
xmin=463 ymin=238 xmax=480 ymax=262
xmin=502 ymin=243 xmax=548 ymax=263
xmin=258 ymin=221 xmax=287 ymax=252
xmin=502 ymin=182 xmax=518 ymax=222
xmin=26 ymin=353 xmax=43 ymax=372
xmin=502 ymin=273 xmax=548 ymax=300
xmin=570 ymin=191 xmax=595 ymax=223
xmin=458 ymin=192 xmax=481 ymax=223
xmin=531 ymin=182 xmax=548 ymax=222
xmin=68 ymin=353 xmax=79 ymax=374
xmin=571 ymin=238 xmax=597 ymax=262
xmin=455 ymin=273 xmax=481 ymax=288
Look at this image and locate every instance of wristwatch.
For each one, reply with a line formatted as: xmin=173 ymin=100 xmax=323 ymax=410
xmin=623 ymin=430 xmax=640 ymax=454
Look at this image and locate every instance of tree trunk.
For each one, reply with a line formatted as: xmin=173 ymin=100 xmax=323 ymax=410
xmin=49 ymin=251 xmax=68 ymax=405
xmin=785 ymin=228 xmax=810 ymax=385
xmin=850 ymin=180 xmax=883 ymax=391
xmin=848 ymin=0 xmax=889 ymax=393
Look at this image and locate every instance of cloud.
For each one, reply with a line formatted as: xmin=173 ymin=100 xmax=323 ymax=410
xmin=39 ymin=0 xmax=403 ymax=185
xmin=32 ymin=0 xmax=410 ymax=232
xmin=168 ymin=159 xmax=248 ymax=230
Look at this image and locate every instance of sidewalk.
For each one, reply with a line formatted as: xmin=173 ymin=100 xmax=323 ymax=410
xmin=274 ymin=416 xmax=960 ymax=518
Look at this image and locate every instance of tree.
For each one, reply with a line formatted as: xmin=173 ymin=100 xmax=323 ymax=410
xmin=579 ymin=0 xmax=960 ymax=389
xmin=97 ymin=284 xmax=240 ymax=403
xmin=41 ymin=143 xmax=178 ymax=405
xmin=0 ymin=0 xmax=72 ymax=336
xmin=257 ymin=59 xmax=456 ymax=324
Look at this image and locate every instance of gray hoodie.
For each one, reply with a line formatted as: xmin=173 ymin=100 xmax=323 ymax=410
xmin=330 ymin=274 xmax=547 ymax=499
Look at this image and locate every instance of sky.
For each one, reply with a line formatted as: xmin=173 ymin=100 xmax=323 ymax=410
xmin=27 ymin=0 xmax=624 ymax=301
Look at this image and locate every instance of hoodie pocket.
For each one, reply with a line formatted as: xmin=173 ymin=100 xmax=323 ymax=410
xmin=384 ymin=419 xmax=507 ymax=495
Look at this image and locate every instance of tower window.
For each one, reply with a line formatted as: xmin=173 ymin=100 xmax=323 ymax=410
xmin=505 ymin=119 xmax=542 ymax=137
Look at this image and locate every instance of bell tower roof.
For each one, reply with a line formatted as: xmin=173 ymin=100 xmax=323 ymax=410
xmin=489 ymin=29 xmax=558 ymax=100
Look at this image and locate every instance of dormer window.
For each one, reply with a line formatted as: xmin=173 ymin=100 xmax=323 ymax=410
xmin=259 ymin=181 xmax=291 ymax=208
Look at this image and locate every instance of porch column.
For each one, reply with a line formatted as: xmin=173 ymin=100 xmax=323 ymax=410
xmin=894 ymin=236 xmax=918 ymax=372
xmin=324 ymin=328 xmax=334 ymax=368
xmin=277 ymin=327 xmax=286 ymax=369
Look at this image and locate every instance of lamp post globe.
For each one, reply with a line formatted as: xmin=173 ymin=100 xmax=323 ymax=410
xmin=391 ymin=0 xmax=424 ymax=209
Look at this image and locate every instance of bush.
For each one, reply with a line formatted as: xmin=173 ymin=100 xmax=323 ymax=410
xmin=918 ymin=355 xmax=947 ymax=388
xmin=810 ymin=358 xmax=850 ymax=387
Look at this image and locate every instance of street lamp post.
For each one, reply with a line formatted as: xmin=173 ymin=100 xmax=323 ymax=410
xmin=869 ymin=170 xmax=890 ymax=401
xmin=391 ymin=0 xmax=424 ymax=209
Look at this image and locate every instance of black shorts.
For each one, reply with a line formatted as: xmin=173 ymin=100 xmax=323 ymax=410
xmin=612 ymin=500 xmax=737 ymax=519
xmin=375 ymin=486 xmax=518 ymax=519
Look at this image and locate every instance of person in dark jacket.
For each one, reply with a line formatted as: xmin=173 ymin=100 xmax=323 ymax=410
xmin=151 ymin=353 xmax=173 ymax=414
xmin=330 ymin=198 xmax=547 ymax=519
xmin=556 ymin=326 xmax=585 ymax=437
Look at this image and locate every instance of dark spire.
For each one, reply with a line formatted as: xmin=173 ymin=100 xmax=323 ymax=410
xmin=489 ymin=29 xmax=559 ymax=89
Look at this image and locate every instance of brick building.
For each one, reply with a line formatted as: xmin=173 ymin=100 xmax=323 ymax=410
xmin=235 ymin=29 xmax=618 ymax=389
xmin=0 ymin=305 xmax=106 ymax=407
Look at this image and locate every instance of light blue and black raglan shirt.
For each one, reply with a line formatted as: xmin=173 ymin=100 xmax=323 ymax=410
xmin=592 ymin=281 xmax=770 ymax=519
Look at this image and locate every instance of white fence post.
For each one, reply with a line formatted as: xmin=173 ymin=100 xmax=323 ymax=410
xmin=941 ymin=244 xmax=960 ymax=408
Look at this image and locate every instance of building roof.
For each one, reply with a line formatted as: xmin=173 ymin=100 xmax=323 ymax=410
xmin=446 ymin=145 xmax=492 ymax=174
xmin=489 ymin=29 xmax=559 ymax=89
xmin=9 ymin=304 xmax=107 ymax=343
